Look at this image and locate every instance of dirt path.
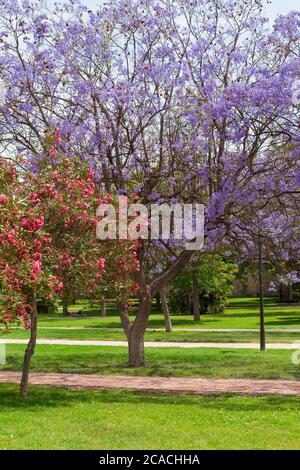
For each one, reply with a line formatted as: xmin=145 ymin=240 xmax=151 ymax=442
xmin=1 ymin=371 xmax=300 ymax=396
xmin=0 ymin=338 xmax=298 ymax=349
xmin=10 ymin=326 xmax=300 ymax=332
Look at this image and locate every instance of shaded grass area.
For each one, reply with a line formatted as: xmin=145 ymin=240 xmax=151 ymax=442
xmin=2 ymin=328 xmax=300 ymax=343
xmin=0 ymin=384 xmax=300 ymax=450
xmin=1 ymin=344 xmax=300 ymax=380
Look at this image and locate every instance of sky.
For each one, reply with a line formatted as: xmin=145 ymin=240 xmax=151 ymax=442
xmin=70 ymin=0 xmax=300 ymax=20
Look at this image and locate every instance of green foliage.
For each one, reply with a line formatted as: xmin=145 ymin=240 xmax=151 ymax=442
xmin=36 ymin=297 xmax=59 ymax=315
xmin=170 ymin=254 xmax=238 ymax=314
xmin=1 ymin=385 xmax=300 ymax=450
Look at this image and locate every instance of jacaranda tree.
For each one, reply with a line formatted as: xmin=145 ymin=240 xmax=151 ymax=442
xmin=0 ymin=140 xmax=139 ymax=395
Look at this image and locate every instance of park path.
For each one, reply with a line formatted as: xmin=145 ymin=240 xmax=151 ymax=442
xmin=0 ymin=338 xmax=298 ymax=349
xmin=0 ymin=371 xmax=300 ymax=396
xmin=10 ymin=326 xmax=300 ymax=332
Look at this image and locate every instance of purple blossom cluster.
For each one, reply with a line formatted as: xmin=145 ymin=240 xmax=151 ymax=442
xmin=0 ymin=0 xmax=298 ymax=264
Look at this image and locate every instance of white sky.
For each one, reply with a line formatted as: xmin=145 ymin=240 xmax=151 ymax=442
xmin=266 ymin=0 xmax=299 ymax=18
xmin=49 ymin=0 xmax=300 ymax=20
xmin=88 ymin=0 xmax=297 ymax=18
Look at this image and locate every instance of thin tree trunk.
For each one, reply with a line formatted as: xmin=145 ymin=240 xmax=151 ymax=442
xmin=288 ymin=285 xmax=293 ymax=302
xmin=279 ymin=285 xmax=284 ymax=301
xmin=193 ymin=279 xmax=201 ymax=321
xmin=128 ymin=291 xmax=152 ymax=367
xmin=20 ymin=291 xmax=38 ymax=397
xmin=62 ymin=282 xmax=70 ymax=315
xmin=160 ymin=288 xmax=172 ymax=332
xmin=128 ymin=329 xmax=145 ymax=367
xmin=101 ymin=299 xmax=106 ymax=317
xmin=120 ymin=249 xmax=196 ymax=367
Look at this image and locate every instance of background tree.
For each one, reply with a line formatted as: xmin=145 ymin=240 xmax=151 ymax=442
xmin=0 ymin=156 xmax=61 ymax=396
xmin=0 ymin=143 xmax=139 ymax=394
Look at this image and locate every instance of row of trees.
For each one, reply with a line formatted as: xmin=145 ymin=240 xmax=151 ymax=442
xmin=170 ymin=254 xmax=238 ymax=320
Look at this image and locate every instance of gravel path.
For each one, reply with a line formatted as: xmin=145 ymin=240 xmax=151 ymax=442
xmin=0 ymin=338 xmax=299 ymax=349
xmin=1 ymin=371 xmax=300 ymax=396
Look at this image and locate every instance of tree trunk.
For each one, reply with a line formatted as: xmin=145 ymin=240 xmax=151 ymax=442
xmin=121 ymin=249 xmax=196 ymax=367
xmin=62 ymin=296 xmax=68 ymax=315
xmin=279 ymin=285 xmax=284 ymax=301
xmin=160 ymin=289 xmax=172 ymax=332
xmin=101 ymin=299 xmax=106 ymax=317
xmin=193 ymin=280 xmax=201 ymax=321
xmin=20 ymin=291 xmax=38 ymax=397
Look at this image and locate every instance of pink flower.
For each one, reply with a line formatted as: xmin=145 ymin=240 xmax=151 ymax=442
xmin=31 ymin=260 xmax=42 ymax=274
xmin=42 ymin=234 xmax=52 ymax=244
xmin=33 ymin=240 xmax=42 ymax=249
xmin=50 ymin=146 xmax=57 ymax=158
xmin=56 ymin=128 xmax=61 ymax=145
xmin=87 ymin=168 xmax=94 ymax=179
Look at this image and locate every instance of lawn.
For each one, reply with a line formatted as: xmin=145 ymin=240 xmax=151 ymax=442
xmin=0 ymin=385 xmax=299 ymax=450
xmin=1 ymin=344 xmax=300 ymax=380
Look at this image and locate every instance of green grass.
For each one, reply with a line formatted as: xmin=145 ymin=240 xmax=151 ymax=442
xmin=1 ymin=344 xmax=300 ymax=380
xmin=1 ymin=297 xmax=299 ymax=451
xmin=2 ymin=327 xmax=300 ymax=343
xmin=0 ymin=384 xmax=300 ymax=450
xmin=34 ymin=297 xmax=300 ymax=330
